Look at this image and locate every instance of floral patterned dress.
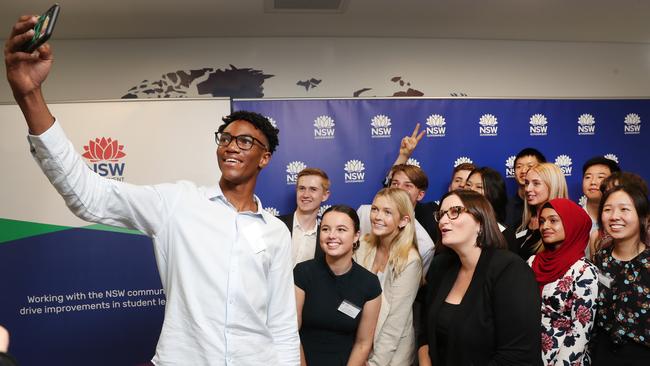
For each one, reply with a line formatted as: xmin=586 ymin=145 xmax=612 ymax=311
xmin=528 ymin=257 xmax=598 ymax=366
xmin=593 ymin=246 xmax=650 ymax=348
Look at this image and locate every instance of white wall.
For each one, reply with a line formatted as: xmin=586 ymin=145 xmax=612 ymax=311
xmin=2 ymin=36 xmax=650 ymax=102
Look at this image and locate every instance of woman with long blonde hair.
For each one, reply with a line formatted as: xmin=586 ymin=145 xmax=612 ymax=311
xmin=516 ymin=162 xmax=569 ymax=261
xmin=355 ymin=188 xmax=422 ymax=365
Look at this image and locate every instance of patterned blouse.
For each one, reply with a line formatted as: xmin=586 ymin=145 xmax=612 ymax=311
xmin=593 ymin=246 xmax=650 ymax=348
xmin=528 ymin=257 xmax=598 ymax=366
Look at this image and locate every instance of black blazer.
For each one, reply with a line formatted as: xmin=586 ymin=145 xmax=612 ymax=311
xmin=420 ymin=248 xmax=542 ymax=366
xmin=278 ymin=213 xmax=324 ymax=261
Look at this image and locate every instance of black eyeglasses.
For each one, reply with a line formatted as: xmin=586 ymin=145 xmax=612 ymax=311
xmin=434 ymin=206 xmax=468 ymax=222
xmin=215 ymin=132 xmax=267 ymax=151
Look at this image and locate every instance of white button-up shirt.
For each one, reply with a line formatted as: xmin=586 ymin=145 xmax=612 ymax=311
xmin=28 ymin=121 xmax=300 ymax=366
xmin=290 ymin=212 xmax=318 ymax=266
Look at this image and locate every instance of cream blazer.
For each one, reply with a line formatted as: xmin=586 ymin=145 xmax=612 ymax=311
xmin=354 ymin=240 xmax=423 ymax=366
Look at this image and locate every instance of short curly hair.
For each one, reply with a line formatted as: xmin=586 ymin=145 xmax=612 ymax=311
xmin=218 ymin=110 xmax=280 ymax=153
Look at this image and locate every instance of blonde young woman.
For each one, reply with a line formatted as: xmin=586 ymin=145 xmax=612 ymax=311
xmin=516 ymin=162 xmax=569 ymax=261
xmin=354 ymin=188 xmax=423 ymax=366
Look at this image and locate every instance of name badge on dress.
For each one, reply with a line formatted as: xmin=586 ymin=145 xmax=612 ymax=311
xmin=338 ymin=300 xmax=361 ymax=319
xmin=598 ymin=272 xmax=614 ymax=289
xmin=515 ymin=229 xmax=528 ymax=239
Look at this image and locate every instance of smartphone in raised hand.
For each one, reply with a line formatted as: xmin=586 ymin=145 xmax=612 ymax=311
xmin=22 ymin=4 xmax=60 ymax=53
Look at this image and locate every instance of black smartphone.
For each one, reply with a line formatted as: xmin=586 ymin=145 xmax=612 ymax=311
xmin=22 ymin=4 xmax=60 ymax=53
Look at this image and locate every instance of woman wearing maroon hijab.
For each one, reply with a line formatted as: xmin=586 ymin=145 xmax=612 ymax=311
xmin=528 ymin=198 xmax=598 ymax=366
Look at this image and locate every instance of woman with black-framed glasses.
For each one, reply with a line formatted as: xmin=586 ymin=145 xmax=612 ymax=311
xmin=418 ymin=190 xmax=542 ymax=366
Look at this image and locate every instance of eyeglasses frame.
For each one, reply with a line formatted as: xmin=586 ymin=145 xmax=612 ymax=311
xmin=215 ymin=132 xmax=268 ymax=151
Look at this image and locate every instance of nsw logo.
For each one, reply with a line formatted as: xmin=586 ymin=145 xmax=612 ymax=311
xmin=578 ymin=195 xmax=587 ymax=207
xmin=604 ymin=153 xmax=619 ymax=164
xmin=454 ymin=156 xmax=473 ymax=167
xmin=554 ymin=154 xmax=573 ymax=176
xmin=266 ymin=116 xmax=278 ymax=129
xmin=318 ymin=205 xmax=332 ymax=218
xmin=426 ymin=114 xmax=446 ymax=137
xmin=286 ymin=161 xmax=307 ymax=185
xmin=577 ymin=114 xmax=596 ymax=135
xmin=479 ymin=114 xmax=498 ymax=136
xmin=406 ymin=158 xmax=420 ymax=167
xmin=264 ymin=207 xmax=280 ymax=216
xmin=529 ymin=114 xmax=548 ymax=136
xmin=370 ymin=114 xmax=392 ymax=138
xmin=314 ymin=115 xmax=336 ymax=139
xmin=624 ymin=113 xmax=641 ymax=135
xmin=505 ymin=155 xmax=516 ymax=178
xmin=344 ymin=160 xmax=365 ymax=183
xmin=82 ymin=137 xmax=127 ymax=181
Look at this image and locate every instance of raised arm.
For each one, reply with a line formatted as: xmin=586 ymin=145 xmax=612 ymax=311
xmin=5 ymin=15 xmax=55 ymax=135
xmin=392 ymin=123 xmax=425 ymax=166
xmin=7 ymin=15 xmax=177 ymax=236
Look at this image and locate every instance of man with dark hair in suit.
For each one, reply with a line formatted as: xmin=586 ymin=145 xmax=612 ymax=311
xmin=279 ymin=168 xmax=331 ymax=266
xmin=505 ymin=147 xmax=547 ymax=229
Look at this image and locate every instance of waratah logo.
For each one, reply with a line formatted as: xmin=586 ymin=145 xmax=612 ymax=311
xmin=314 ymin=115 xmax=336 ymax=139
xmin=454 ymin=156 xmax=473 ymax=167
xmin=406 ymin=158 xmax=420 ymax=167
xmin=264 ymin=207 xmax=280 ymax=216
xmin=426 ymin=114 xmax=446 ymax=137
xmin=370 ymin=114 xmax=392 ymax=138
xmin=318 ymin=205 xmax=332 ymax=217
xmin=604 ymin=153 xmax=619 ymax=164
xmin=578 ymin=195 xmax=587 ymax=207
xmin=266 ymin=116 xmax=278 ymax=129
xmin=624 ymin=113 xmax=641 ymax=135
xmin=479 ymin=114 xmax=498 ymax=136
xmin=286 ymin=161 xmax=307 ymax=185
xmin=554 ymin=154 xmax=573 ymax=176
xmin=577 ymin=113 xmax=596 ymax=135
xmin=344 ymin=159 xmax=365 ymax=183
xmin=529 ymin=114 xmax=548 ymax=136
xmin=505 ymin=155 xmax=516 ymax=178
xmin=82 ymin=137 xmax=127 ymax=181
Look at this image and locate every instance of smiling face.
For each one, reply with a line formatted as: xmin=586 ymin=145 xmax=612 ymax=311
xmin=319 ymin=211 xmax=360 ymax=259
xmin=601 ymin=190 xmax=641 ymax=244
xmin=539 ymin=207 xmax=565 ymax=248
xmin=390 ymin=171 xmax=425 ymax=206
xmin=449 ymin=169 xmax=472 ymax=191
xmin=465 ymin=172 xmax=484 ymax=196
xmin=296 ymin=175 xmax=330 ymax=214
xmin=370 ymin=195 xmax=407 ymax=240
xmin=438 ymin=194 xmax=481 ymax=249
xmin=515 ymin=155 xmax=540 ymax=186
xmin=216 ymin=120 xmax=271 ymax=186
xmin=582 ymin=164 xmax=612 ymax=203
xmin=524 ymin=169 xmax=550 ymax=207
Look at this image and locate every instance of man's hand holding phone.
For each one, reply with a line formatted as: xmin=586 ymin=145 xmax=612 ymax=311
xmin=4 ymin=7 xmax=59 ymax=135
xmin=5 ymin=15 xmax=54 ymax=98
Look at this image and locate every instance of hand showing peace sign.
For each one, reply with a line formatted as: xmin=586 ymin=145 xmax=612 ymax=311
xmin=399 ymin=123 xmax=425 ymax=158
